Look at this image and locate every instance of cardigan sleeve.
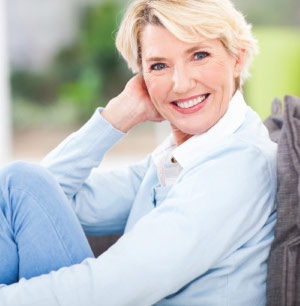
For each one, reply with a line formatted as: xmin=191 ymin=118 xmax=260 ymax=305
xmin=41 ymin=108 xmax=150 ymax=235
xmin=0 ymin=140 xmax=277 ymax=306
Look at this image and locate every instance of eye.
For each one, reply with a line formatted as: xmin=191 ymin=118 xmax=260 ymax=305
xmin=150 ymin=63 xmax=166 ymax=71
xmin=194 ymin=52 xmax=210 ymax=60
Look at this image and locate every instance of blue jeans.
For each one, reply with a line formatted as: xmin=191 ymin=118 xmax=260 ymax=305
xmin=0 ymin=161 xmax=94 ymax=285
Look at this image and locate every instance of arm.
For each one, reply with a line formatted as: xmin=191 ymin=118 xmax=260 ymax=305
xmin=41 ymin=74 xmax=162 ymax=195
xmin=71 ymin=155 xmax=152 ymax=235
xmin=41 ymin=109 xmax=150 ymax=235
xmin=0 ymin=141 xmax=277 ymax=305
xmin=41 ymin=109 xmax=126 ymax=200
xmin=41 ymin=75 xmax=163 ymax=235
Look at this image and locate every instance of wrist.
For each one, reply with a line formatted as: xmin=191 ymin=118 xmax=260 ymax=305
xmin=101 ymin=97 xmax=143 ymax=133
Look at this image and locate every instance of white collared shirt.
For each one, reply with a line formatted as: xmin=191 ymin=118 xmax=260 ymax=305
xmin=152 ymin=90 xmax=248 ymax=186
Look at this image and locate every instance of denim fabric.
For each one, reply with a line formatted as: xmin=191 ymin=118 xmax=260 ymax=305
xmin=0 ymin=161 xmax=93 ymax=284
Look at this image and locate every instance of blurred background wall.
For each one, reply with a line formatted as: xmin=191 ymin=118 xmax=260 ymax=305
xmin=1 ymin=0 xmax=300 ymax=165
xmin=0 ymin=0 xmax=11 ymax=165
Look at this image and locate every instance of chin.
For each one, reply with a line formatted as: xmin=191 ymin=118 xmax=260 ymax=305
xmin=172 ymin=121 xmax=210 ymax=136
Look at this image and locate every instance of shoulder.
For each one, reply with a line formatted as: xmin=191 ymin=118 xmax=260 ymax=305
xmin=179 ymin=132 xmax=277 ymax=195
xmin=195 ymin=106 xmax=275 ymax=173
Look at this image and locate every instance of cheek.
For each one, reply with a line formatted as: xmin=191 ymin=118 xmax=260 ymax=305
xmin=143 ymin=74 xmax=166 ymax=102
xmin=202 ymin=61 xmax=235 ymax=89
xmin=143 ymin=73 xmax=155 ymax=93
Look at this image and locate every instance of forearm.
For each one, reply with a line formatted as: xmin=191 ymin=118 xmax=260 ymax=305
xmin=101 ymin=96 xmax=145 ymax=133
xmin=41 ymin=108 xmax=125 ymax=198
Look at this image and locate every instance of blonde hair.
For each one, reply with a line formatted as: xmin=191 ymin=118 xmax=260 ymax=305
xmin=116 ymin=0 xmax=258 ymax=88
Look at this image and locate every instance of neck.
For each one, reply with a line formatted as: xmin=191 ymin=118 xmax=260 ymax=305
xmin=171 ymin=124 xmax=193 ymax=146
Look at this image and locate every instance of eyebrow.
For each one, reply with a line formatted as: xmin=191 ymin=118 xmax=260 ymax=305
xmin=145 ymin=56 xmax=167 ymax=63
xmin=145 ymin=44 xmax=212 ymax=63
xmin=185 ymin=45 xmax=211 ymax=54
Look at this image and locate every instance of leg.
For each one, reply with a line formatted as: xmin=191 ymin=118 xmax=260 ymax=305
xmin=0 ymin=161 xmax=93 ymax=285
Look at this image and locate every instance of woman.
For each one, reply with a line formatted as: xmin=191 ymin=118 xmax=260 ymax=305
xmin=0 ymin=0 xmax=277 ymax=305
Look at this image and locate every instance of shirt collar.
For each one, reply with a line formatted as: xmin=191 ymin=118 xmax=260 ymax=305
xmin=152 ymin=90 xmax=248 ymax=169
xmin=151 ymin=133 xmax=176 ymax=167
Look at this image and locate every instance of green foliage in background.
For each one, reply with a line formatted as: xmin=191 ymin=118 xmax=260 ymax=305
xmin=233 ymin=0 xmax=300 ymax=27
xmin=244 ymin=27 xmax=300 ymax=119
xmin=11 ymin=0 xmax=131 ymax=127
xmin=56 ymin=0 xmax=130 ymax=121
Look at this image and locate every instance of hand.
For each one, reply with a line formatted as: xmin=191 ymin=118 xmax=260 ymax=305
xmin=102 ymin=74 xmax=164 ymax=132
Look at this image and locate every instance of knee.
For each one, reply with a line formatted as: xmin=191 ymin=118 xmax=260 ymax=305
xmin=0 ymin=161 xmax=54 ymax=190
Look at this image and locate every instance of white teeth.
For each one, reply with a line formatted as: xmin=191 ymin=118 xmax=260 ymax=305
xmin=176 ymin=95 xmax=207 ymax=108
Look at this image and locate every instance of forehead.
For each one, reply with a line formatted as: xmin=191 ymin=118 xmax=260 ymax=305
xmin=140 ymin=24 xmax=220 ymax=60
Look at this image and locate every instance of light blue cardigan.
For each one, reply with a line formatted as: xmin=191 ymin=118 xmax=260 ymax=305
xmin=0 ymin=103 xmax=277 ymax=305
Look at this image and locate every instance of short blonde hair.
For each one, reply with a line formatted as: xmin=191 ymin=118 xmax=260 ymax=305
xmin=116 ymin=0 xmax=258 ymax=88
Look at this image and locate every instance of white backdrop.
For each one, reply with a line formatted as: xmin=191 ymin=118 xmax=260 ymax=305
xmin=0 ymin=0 xmax=12 ymax=165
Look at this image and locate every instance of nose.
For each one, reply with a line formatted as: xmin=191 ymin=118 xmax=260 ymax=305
xmin=172 ymin=65 xmax=196 ymax=94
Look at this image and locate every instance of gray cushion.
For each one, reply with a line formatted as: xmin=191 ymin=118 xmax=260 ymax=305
xmin=265 ymin=94 xmax=300 ymax=306
xmin=87 ymin=234 xmax=121 ymax=257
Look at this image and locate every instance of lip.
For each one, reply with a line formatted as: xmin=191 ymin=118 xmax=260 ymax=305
xmin=171 ymin=93 xmax=210 ymax=114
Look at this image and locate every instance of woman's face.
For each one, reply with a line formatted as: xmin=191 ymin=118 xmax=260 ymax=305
xmin=141 ymin=25 xmax=244 ymax=139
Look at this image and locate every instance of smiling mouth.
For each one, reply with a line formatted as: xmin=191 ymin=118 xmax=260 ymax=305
xmin=172 ymin=93 xmax=210 ymax=109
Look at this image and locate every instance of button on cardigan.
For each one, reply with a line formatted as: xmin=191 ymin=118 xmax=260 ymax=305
xmin=0 ymin=92 xmax=277 ymax=306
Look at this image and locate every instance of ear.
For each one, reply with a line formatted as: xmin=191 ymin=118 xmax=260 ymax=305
xmin=233 ymin=48 xmax=246 ymax=78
